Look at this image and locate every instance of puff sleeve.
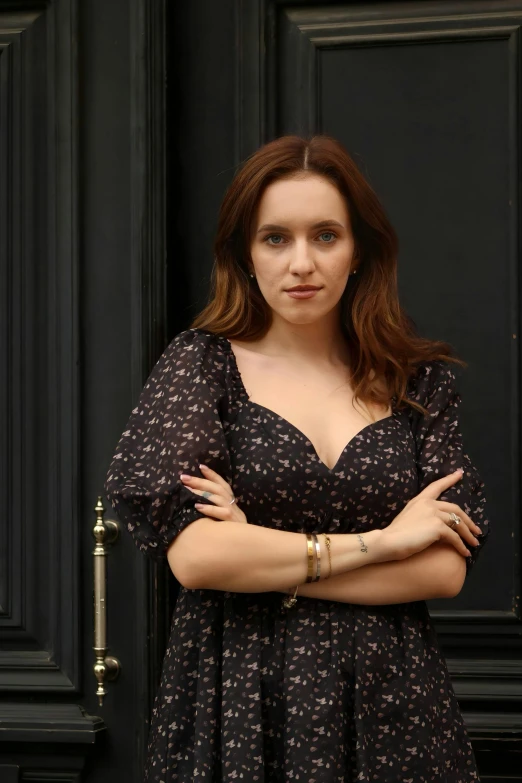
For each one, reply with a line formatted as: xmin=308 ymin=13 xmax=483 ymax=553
xmin=408 ymin=361 xmax=491 ymax=572
xmin=103 ymin=329 xmax=233 ymax=560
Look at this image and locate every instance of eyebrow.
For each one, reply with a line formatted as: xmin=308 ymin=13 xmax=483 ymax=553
xmin=256 ymin=219 xmax=345 ymax=233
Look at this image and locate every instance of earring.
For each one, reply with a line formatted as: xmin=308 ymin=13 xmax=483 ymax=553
xmin=250 ymin=273 xmax=255 ymax=278
xmin=351 ymin=269 xmax=357 ymax=275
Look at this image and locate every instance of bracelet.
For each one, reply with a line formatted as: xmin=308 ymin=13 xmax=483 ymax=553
xmin=323 ymin=533 xmax=332 ymax=579
xmin=305 ymin=533 xmax=315 ymax=582
xmin=283 ymin=531 xmax=327 ymax=610
xmin=282 ymin=583 xmax=299 ymax=609
xmin=282 ymin=533 xmax=311 ymax=610
xmin=312 ymin=533 xmax=321 ymax=581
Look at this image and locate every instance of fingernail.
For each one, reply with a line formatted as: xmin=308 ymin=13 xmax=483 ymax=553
xmin=199 ymin=464 xmax=209 ymax=470
xmin=475 ymin=527 xmax=482 ymax=534
xmin=466 ymin=549 xmax=471 ymax=556
xmin=179 ymin=473 xmax=192 ymax=480
xmin=455 ymin=469 xmax=464 ymax=475
xmin=195 ymin=503 xmax=205 ymax=509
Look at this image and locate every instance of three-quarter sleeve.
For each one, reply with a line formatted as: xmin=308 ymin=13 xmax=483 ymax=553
xmin=103 ymin=329 xmax=233 ymax=560
xmin=409 ymin=361 xmax=491 ymax=572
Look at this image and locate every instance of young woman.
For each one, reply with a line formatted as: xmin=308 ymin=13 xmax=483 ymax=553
xmin=104 ymin=134 xmax=490 ymax=782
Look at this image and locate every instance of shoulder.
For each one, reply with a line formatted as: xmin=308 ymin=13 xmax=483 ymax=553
xmin=164 ymin=327 xmax=223 ymax=356
xmin=406 ymin=360 xmax=460 ymax=412
xmin=160 ymin=328 xmax=227 ymax=372
xmin=142 ymin=328 xmax=229 ymax=393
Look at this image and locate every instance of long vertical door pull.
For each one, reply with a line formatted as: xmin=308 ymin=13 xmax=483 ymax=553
xmin=93 ymin=497 xmax=121 ymax=705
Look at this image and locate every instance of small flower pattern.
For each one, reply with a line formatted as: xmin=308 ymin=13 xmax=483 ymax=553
xmin=104 ymin=328 xmax=490 ymax=781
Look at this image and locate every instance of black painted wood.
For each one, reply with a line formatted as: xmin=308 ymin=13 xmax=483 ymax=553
xmin=0 ymin=0 xmax=79 ymax=694
xmin=0 ymin=0 xmax=167 ymax=778
xmin=0 ymin=705 xmax=101 ymax=781
xmin=0 ymin=767 xmax=19 ymax=783
xmin=0 ymin=705 xmax=104 ymax=745
xmin=79 ymin=0 xmax=169 ymax=778
xmin=2 ymin=0 xmax=520 ymax=779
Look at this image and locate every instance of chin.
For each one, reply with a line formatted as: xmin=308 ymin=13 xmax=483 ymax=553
xmin=281 ymin=310 xmax=327 ymax=326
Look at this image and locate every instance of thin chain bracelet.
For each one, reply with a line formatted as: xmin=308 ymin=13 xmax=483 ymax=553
xmin=282 ymin=533 xmax=315 ymax=610
xmin=323 ymin=533 xmax=332 ymax=578
xmin=282 ymin=584 xmax=299 ymax=609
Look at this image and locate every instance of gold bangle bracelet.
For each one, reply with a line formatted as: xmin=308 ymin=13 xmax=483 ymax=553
xmin=312 ymin=533 xmax=321 ymax=581
xmin=306 ymin=533 xmax=315 ymax=582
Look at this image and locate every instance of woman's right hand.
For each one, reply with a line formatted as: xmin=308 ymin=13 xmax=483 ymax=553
xmin=376 ymin=469 xmax=483 ymax=562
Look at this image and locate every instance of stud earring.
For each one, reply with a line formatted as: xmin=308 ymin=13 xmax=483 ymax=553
xmin=250 ymin=273 xmax=255 ymax=278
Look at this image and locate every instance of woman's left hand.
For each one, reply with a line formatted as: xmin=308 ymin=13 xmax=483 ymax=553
xmin=180 ymin=464 xmax=248 ymax=524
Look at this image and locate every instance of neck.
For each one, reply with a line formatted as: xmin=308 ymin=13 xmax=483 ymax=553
xmin=260 ymin=313 xmax=351 ymax=366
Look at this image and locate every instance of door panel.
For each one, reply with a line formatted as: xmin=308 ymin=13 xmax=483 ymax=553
xmin=0 ymin=0 xmax=80 ymax=696
xmin=0 ymin=0 xmax=167 ymax=779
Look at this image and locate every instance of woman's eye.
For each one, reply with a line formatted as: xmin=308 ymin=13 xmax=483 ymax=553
xmin=264 ymin=235 xmax=285 ymax=245
xmin=319 ymin=232 xmax=336 ymax=242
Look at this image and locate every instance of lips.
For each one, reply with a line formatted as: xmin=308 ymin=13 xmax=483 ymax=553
xmin=285 ymin=286 xmax=322 ymax=292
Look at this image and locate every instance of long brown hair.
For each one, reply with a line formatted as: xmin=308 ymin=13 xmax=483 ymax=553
xmin=191 ymin=134 xmax=464 ymax=414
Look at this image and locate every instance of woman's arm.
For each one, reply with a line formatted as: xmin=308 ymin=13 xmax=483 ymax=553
xmin=169 ymin=519 xmax=384 ymax=592
xmin=171 ymin=470 xmax=476 ymax=595
xmin=173 ymin=518 xmax=466 ymax=599
xmin=279 ymin=542 xmax=467 ymax=604
xmin=169 ymin=522 xmax=468 ymax=598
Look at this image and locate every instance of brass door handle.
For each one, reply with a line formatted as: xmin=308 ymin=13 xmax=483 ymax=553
xmin=92 ymin=496 xmax=121 ymax=706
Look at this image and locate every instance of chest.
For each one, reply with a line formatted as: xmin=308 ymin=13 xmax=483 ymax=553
xmin=227 ymin=398 xmax=418 ymax=531
xmin=230 ymin=345 xmax=392 ymax=472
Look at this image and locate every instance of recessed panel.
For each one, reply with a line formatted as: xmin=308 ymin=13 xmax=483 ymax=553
xmin=0 ymin=2 xmax=79 ymax=692
xmin=320 ymin=36 xmax=513 ymax=611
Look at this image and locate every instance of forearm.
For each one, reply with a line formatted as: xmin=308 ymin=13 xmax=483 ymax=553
xmin=168 ymin=519 xmax=382 ymax=592
xmin=281 ymin=542 xmax=467 ymax=604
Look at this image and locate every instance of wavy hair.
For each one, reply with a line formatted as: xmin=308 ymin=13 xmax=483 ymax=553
xmin=190 ymin=134 xmax=464 ymax=414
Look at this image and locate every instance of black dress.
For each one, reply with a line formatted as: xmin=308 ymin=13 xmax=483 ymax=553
xmin=104 ymin=327 xmax=490 ymax=782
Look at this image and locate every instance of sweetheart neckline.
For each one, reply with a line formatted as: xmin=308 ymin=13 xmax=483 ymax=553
xmin=220 ymin=335 xmax=398 ymax=473
xmin=249 ymin=399 xmax=397 ymax=473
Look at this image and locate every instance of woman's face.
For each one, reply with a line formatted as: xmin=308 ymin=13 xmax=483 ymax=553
xmin=249 ymin=173 xmax=357 ymax=327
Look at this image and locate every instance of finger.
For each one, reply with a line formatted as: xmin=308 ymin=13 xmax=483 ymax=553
xmin=190 ymin=487 xmax=236 ymax=508
xmin=435 ymin=501 xmax=482 ymax=534
xmin=180 ymin=475 xmax=229 ymax=500
xmin=194 ymin=502 xmax=232 ymax=519
xmin=184 ymin=485 xmax=221 ymax=503
xmin=180 ymin=474 xmax=219 ymax=490
xmin=435 ymin=510 xmax=479 ymax=547
xmin=439 ymin=524 xmax=472 ymax=558
xmin=199 ymin=464 xmax=232 ymax=491
xmin=418 ymin=470 xmax=463 ymax=500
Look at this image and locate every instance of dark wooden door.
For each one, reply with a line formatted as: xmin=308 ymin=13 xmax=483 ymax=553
xmin=1 ymin=0 xmax=520 ymax=781
xmin=0 ymin=0 xmax=171 ymax=780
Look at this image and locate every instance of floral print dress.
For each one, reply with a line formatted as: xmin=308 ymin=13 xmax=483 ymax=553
xmin=104 ymin=327 xmax=490 ymax=782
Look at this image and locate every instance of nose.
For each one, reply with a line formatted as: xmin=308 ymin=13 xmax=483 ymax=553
xmin=288 ymin=238 xmax=316 ymax=276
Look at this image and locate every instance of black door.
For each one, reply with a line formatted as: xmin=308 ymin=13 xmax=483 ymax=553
xmin=1 ymin=1 xmax=520 ymax=781
xmin=0 ymin=0 xmax=171 ymax=779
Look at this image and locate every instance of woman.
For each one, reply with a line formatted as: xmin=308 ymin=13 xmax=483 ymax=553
xmin=104 ymin=134 xmax=490 ymax=782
